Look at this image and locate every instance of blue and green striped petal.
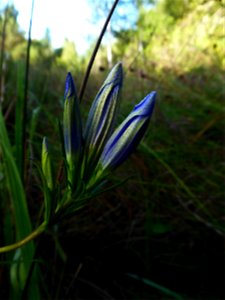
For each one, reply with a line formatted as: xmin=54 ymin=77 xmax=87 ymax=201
xmin=99 ymin=91 xmax=156 ymax=172
xmin=82 ymin=62 xmax=123 ymax=179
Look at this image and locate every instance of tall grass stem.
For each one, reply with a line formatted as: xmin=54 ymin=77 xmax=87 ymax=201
xmin=0 ymin=4 xmax=8 ymax=104
xmin=21 ymin=0 xmax=35 ymax=182
xmin=78 ymin=0 xmax=120 ymax=102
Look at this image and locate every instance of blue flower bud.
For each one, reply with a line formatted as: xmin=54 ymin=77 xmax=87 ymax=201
xmin=82 ymin=62 xmax=123 ymax=179
xmin=63 ymin=72 xmax=82 ymax=185
xmin=99 ymin=91 xmax=156 ymax=172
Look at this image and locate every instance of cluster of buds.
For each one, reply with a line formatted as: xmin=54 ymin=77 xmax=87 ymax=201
xmin=42 ymin=62 xmax=156 ymax=213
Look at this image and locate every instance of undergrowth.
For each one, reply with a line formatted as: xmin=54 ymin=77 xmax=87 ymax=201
xmin=0 ymin=1 xmax=224 ymax=299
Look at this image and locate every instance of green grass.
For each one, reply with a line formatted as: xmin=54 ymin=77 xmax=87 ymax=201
xmin=0 ymin=109 xmax=39 ymax=299
xmin=0 ymin=60 xmax=224 ymax=299
xmin=0 ymin=2 xmax=224 ymax=298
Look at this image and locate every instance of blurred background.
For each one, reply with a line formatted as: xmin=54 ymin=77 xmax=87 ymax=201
xmin=0 ymin=0 xmax=224 ymax=299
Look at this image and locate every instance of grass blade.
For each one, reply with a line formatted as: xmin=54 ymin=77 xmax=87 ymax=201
xmin=127 ymin=273 xmax=184 ymax=300
xmin=15 ymin=61 xmax=25 ymax=177
xmin=0 ymin=109 xmax=38 ymax=298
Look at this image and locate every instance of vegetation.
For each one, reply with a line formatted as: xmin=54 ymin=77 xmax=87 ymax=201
xmin=0 ymin=0 xmax=224 ymax=299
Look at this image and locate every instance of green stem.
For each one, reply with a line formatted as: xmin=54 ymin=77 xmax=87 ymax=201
xmin=0 ymin=222 xmax=46 ymax=254
xmin=21 ymin=0 xmax=35 ymax=182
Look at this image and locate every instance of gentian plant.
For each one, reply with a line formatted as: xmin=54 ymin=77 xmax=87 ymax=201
xmin=0 ymin=62 xmax=156 ymax=253
xmin=42 ymin=62 xmax=156 ymax=222
xmin=0 ymin=3 xmax=156 ymax=297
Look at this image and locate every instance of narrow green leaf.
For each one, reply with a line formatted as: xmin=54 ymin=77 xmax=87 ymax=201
xmin=0 ymin=109 xmax=35 ymax=295
xmin=127 ymin=273 xmax=184 ymax=300
xmin=15 ymin=61 xmax=25 ymax=179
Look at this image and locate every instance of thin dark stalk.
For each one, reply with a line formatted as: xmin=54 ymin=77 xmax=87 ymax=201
xmin=78 ymin=0 xmax=120 ymax=102
xmin=21 ymin=0 xmax=35 ymax=182
xmin=0 ymin=4 xmax=8 ymax=104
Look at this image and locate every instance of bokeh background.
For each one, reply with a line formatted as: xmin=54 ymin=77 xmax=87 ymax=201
xmin=0 ymin=0 xmax=224 ymax=299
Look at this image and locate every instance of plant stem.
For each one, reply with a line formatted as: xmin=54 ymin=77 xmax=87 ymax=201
xmin=0 ymin=5 xmax=8 ymax=104
xmin=78 ymin=0 xmax=120 ymax=102
xmin=0 ymin=223 xmax=46 ymax=253
xmin=21 ymin=0 xmax=35 ymax=182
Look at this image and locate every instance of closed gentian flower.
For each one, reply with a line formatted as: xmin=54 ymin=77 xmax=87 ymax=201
xmin=97 ymin=91 xmax=156 ymax=176
xmin=42 ymin=137 xmax=54 ymax=191
xmin=82 ymin=62 xmax=123 ymax=179
xmin=63 ymin=72 xmax=82 ymax=186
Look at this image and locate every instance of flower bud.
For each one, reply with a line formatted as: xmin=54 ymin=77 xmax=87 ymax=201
xmin=42 ymin=137 xmax=54 ymax=191
xmin=83 ymin=62 xmax=123 ymax=179
xmin=99 ymin=91 xmax=156 ymax=172
xmin=63 ymin=72 xmax=83 ymax=185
